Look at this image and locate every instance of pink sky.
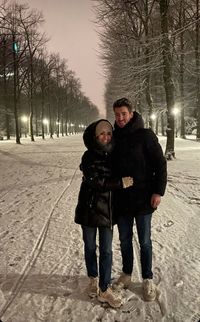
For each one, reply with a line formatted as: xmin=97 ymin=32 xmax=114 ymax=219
xmin=20 ymin=0 xmax=106 ymax=117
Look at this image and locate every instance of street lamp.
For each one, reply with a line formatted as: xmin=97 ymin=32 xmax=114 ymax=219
xmin=21 ymin=115 xmax=28 ymax=123
xmin=149 ymin=113 xmax=157 ymax=133
xmin=43 ymin=119 xmax=49 ymax=135
xmin=172 ymin=107 xmax=180 ymax=116
xmin=21 ymin=115 xmax=28 ymax=137
xmin=56 ymin=121 xmax=61 ymax=136
xmin=78 ymin=124 xmax=85 ymax=132
xmin=70 ymin=123 xmax=74 ymax=134
xmin=172 ymin=107 xmax=180 ymax=137
xmin=150 ymin=113 xmax=156 ymax=121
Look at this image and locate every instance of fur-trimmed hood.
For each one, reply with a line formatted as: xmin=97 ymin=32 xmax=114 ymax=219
xmin=83 ymin=119 xmax=113 ymax=152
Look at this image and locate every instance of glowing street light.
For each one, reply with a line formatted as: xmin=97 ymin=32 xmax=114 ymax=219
xmin=43 ymin=118 xmax=49 ymax=134
xmin=172 ymin=107 xmax=180 ymax=116
xmin=172 ymin=107 xmax=180 ymax=137
xmin=150 ymin=113 xmax=156 ymax=121
xmin=70 ymin=123 xmax=75 ymax=135
xmin=56 ymin=121 xmax=61 ymax=136
xmin=21 ymin=115 xmax=28 ymax=137
xmin=43 ymin=118 xmax=49 ymax=125
xmin=21 ymin=115 xmax=28 ymax=123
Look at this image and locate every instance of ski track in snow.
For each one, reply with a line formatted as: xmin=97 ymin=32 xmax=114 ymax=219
xmin=0 ymin=167 xmax=79 ymax=318
xmin=0 ymin=135 xmax=200 ymax=322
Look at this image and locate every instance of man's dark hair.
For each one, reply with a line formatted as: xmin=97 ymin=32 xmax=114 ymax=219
xmin=113 ymin=97 xmax=132 ymax=112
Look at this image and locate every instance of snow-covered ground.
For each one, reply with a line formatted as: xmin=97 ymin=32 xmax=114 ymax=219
xmin=0 ymin=134 xmax=199 ymax=322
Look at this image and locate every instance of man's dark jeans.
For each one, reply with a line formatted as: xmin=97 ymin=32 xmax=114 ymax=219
xmin=117 ymin=213 xmax=153 ymax=279
xmin=82 ymin=226 xmax=113 ymax=291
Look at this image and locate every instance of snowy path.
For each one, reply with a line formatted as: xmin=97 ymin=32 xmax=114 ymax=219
xmin=0 ymin=135 xmax=200 ymax=322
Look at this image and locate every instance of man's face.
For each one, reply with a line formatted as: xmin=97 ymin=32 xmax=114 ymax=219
xmin=114 ymin=106 xmax=133 ymax=128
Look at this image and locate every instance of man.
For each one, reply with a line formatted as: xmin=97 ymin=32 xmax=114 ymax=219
xmin=112 ymin=97 xmax=167 ymax=301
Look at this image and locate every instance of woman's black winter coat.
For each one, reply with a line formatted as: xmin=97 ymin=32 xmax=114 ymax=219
xmin=75 ymin=121 xmax=122 ymax=228
xmin=112 ymin=112 xmax=167 ymax=216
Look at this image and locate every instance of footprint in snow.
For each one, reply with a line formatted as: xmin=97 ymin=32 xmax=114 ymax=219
xmin=164 ymin=220 xmax=174 ymax=228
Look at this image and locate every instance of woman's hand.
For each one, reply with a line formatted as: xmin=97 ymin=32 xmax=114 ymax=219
xmin=122 ymin=177 xmax=134 ymax=188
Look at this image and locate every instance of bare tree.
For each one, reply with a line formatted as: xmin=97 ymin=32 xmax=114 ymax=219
xmin=19 ymin=5 xmax=47 ymax=142
xmin=94 ymin=0 xmax=163 ymax=124
xmin=0 ymin=0 xmax=99 ymax=143
xmin=0 ymin=1 xmax=46 ymax=143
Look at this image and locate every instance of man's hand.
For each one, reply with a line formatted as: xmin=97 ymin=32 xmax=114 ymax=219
xmin=151 ymin=194 xmax=161 ymax=209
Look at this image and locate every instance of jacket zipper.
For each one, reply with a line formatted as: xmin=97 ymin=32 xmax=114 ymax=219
xmin=109 ymin=191 xmax=112 ymax=230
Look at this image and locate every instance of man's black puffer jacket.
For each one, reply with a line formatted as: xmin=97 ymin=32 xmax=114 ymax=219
xmin=112 ymin=112 xmax=167 ymax=216
xmin=75 ymin=120 xmax=122 ymax=228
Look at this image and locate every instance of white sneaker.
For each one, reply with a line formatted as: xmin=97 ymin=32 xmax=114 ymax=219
xmin=98 ymin=287 xmax=122 ymax=308
xmin=116 ymin=272 xmax=131 ymax=288
xmin=86 ymin=277 xmax=98 ymax=298
xmin=143 ymin=279 xmax=156 ymax=301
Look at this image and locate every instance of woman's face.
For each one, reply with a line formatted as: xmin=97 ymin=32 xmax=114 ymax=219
xmin=96 ymin=130 xmax=112 ymax=145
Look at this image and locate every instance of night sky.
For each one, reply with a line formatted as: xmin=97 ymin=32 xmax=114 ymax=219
xmin=19 ymin=0 xmax=105 ymax=116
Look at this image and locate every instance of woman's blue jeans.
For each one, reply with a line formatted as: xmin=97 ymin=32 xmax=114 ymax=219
xmin=117 ymin=214 xmax=153 ymax=279
xmin=82 ymin=226 xmax=113 ymax=292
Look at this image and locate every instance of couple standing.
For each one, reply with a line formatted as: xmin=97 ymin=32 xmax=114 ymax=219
xmin=75 ymin=97 xmax=167 ymax=308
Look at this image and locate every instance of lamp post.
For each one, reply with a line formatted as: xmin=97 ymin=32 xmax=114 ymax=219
xmin=78 ymin=124 xmax=85 ymax=133
xmin=43 ymin=119 xmax=49 ymax=135
xmin=56 ymin=121 xmax=61 ymax=137
xmin=150 ymin=113 xmax=156 ymax=121
xmin=150 ymin=113 xmax=157 ymax=133
xmin=12 ymin=33 xmax=20 ymax=143
xmin=70 ymin=123 xmax=74 ymax=135
xmin=172 ymin=107 xmax=180 ymax=137
xmin=21 ymin=115 xmax=28 ymax=137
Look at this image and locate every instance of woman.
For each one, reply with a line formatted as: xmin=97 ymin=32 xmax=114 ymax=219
xmin=75 ymin=119 xmax=133 ymax=308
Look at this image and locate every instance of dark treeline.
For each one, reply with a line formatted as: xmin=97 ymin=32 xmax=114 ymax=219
xmin=0 ymin=0 xmax=99 ymax=144
xmin=94 ymin=0 xmax=200 ymax=158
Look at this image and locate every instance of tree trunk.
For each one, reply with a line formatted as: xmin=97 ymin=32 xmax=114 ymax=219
xmin=3 ymin=37 xmax=11 ymax=140
xmin=48 ymin=103 xmax=53 ymax=138
xmin=41 ymin=90 xmax=45 ymax=140
xmin=5 ymin=114 xmax=10 ymax=140
xmin=144 ymin=1 xmax=154 ymax=130
xmin=179 ymin=1 xmax=186 ymax=139
xmin=195 ymin=0 xmax=200 ymax=140
xmin=29 ymin=57 xmax=35 ymax=142
xmin=13 ymin=35 xmax=20 ymax=144
xmin=159 ymin=0 xmax=175 ymax=159
xmin=35 ymin=96 xmax=38 ymax=137
xmin=57 ymin=99 xmax=60 ymax=138
xmin=161 ymin=112 xmax=165 ymax=136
